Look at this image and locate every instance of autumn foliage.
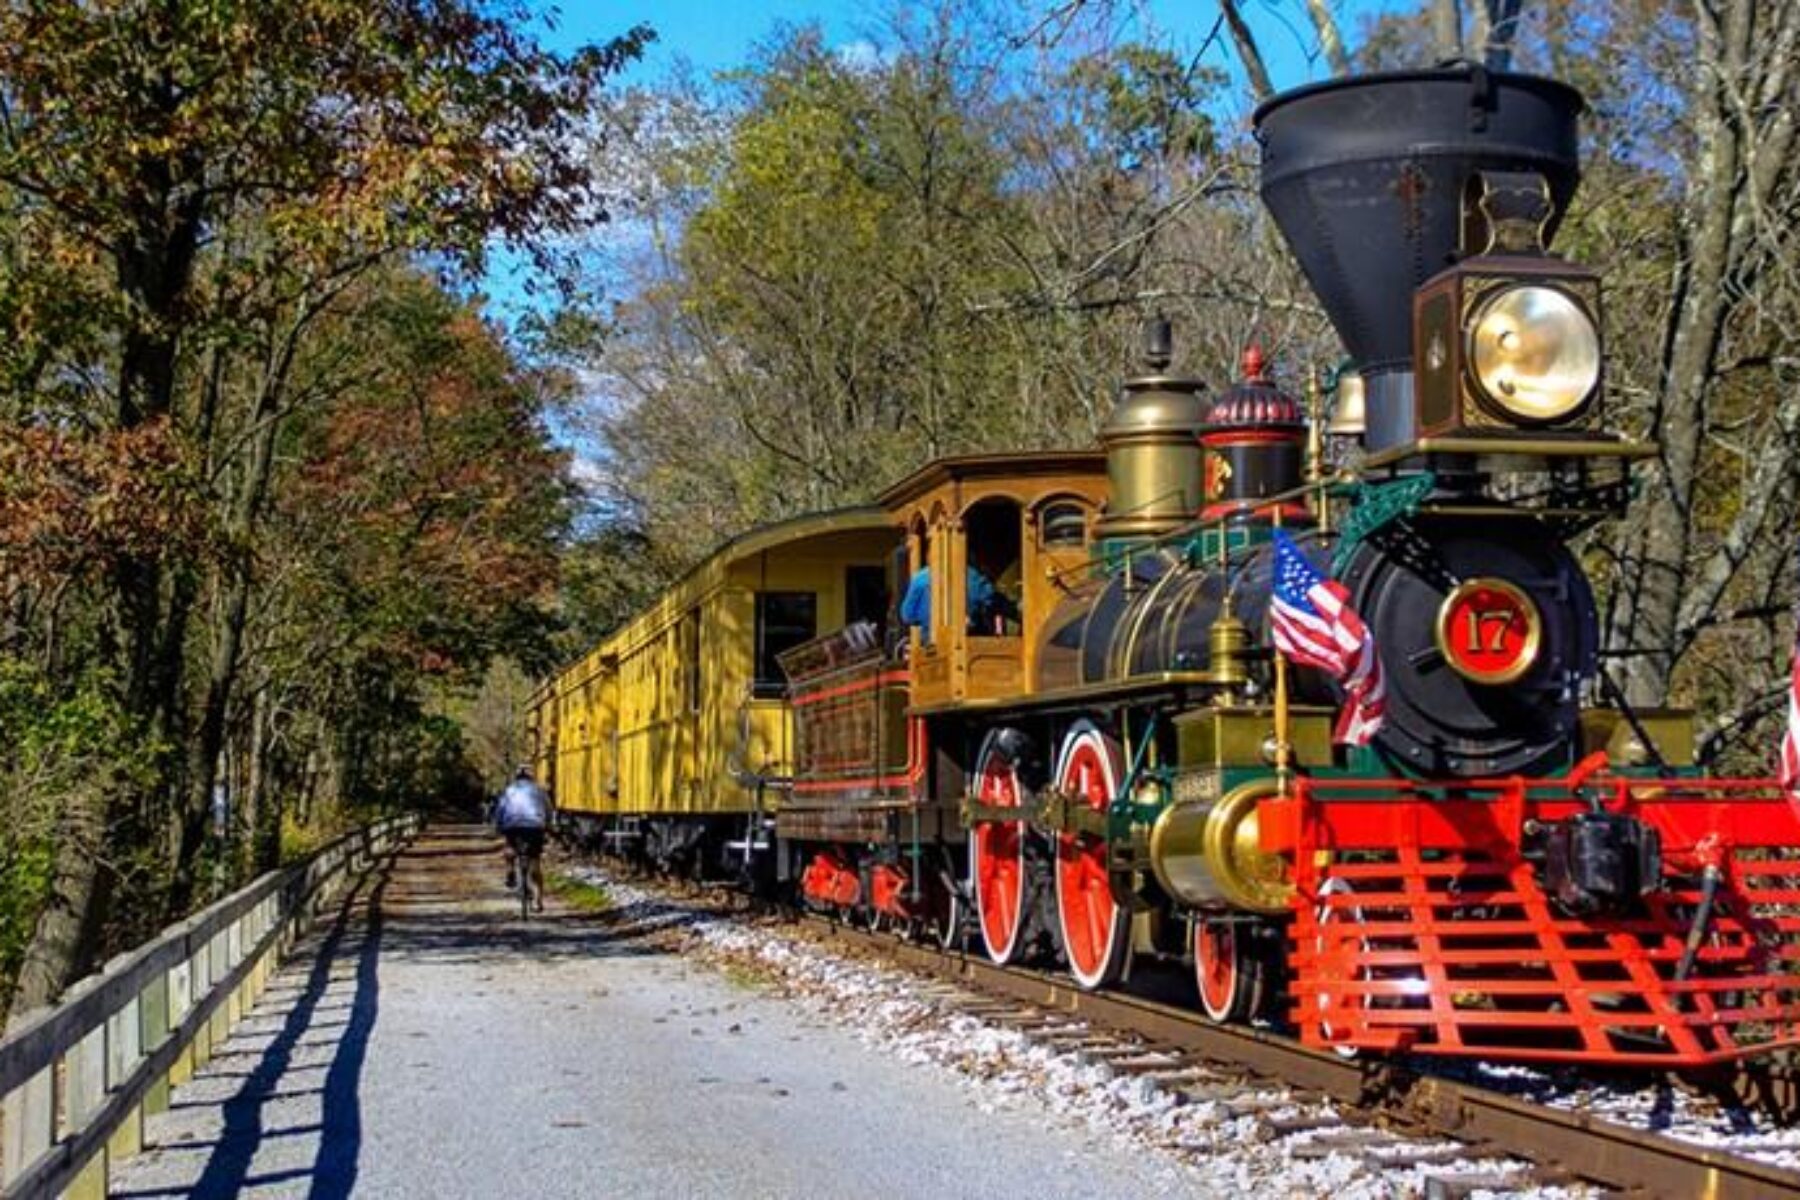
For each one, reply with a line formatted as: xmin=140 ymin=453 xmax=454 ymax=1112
xmin=281 ymin=282 xmax=571 ymax=679
xmin=0 ymin=1 xmax=647 ymax=1014
xmin=0 ymin=420 xmax=211 ymax=582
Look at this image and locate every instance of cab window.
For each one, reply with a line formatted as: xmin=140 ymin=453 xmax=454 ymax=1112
xmin=753 ymin=591 xmax=817 ymax=698
xmin=1041 ymin=502 xmax=1087 ymax=548
xmin=964 ymin=497 xmax=1023 ymax=637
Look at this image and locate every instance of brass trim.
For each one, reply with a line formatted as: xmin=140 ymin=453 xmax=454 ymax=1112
xmin=1434 ymin=577 xmax=1543 ymax=686
xmin=960 ymin=797 xmax=1036 ymax=826
xmin=1117 ymin=552 xmax=1184 ymax=677
xmin=1204 ymin=778 xmax=1292 ymax=914
xmin=1148 ymin=801 xmax=1209 ymax=904
xmin=1039 ymin=787 xmax=1109 ymax=839
xmin=907 ymin=671 xmax=1221 ymax=717
xmin=1361 ymin=436 xmax=1657 ymax=469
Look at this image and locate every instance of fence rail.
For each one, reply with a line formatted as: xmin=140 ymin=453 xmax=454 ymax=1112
xmin=0 ymin=814 xmax=420 ymax=1200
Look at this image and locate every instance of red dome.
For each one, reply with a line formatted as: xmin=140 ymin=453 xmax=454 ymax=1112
xmin=1203 ymin=345 xmax=1305 ymax=431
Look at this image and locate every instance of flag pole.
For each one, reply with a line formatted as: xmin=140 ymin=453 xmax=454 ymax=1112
xmin=1272 ymin=504 xmax=1293 ymax=794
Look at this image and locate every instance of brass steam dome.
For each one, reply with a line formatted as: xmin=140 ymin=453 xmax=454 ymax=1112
xmin=1094 ymin=319 xmax=1209 ymax=543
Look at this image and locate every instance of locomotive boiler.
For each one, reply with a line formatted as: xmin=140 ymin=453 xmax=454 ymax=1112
xmin=530 ymin=63 xmax=1800 ymax=1068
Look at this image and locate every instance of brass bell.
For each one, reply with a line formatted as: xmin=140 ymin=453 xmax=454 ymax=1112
xmin=1325 ymin=371 xmax=1367 ymax=437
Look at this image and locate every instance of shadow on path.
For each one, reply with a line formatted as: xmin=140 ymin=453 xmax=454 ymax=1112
xmin=113 ymin=858 xmax=390 ymax=1200
xmin=111 ymin=826 xmax=685 ymax=1198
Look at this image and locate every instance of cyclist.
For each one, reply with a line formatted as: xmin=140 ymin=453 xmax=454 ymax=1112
xmin=491 ymin=765 xmax=553 ymax=911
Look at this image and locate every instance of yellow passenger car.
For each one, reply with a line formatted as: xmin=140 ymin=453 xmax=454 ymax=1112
xmin=525 ymin=508 xmax=898 ymax=868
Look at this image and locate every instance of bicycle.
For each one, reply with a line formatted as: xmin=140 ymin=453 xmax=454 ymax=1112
xmin=505 ymin=829 xmax=547 ymax=920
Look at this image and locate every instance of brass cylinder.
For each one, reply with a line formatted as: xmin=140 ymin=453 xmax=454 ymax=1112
xmin=1205 ymin=613 xmax=1249 ymax=685
xmin=1148 ymin=779 xmax=1292 ymax=914
xmin=1094 ymin=374 xmax=1209 ymax=543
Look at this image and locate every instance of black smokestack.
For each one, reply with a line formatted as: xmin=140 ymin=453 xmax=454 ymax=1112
xmin=1254 ymin=65 xmax=1584 ymax=381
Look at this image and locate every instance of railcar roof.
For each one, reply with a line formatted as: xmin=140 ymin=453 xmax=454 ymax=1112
xmin=875 ymin=449 xmax=1107 ymax=508
xmin=545 ymin=504 xmax=894 ymax=688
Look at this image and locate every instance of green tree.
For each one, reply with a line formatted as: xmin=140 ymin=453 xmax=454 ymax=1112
xmin=572 ymin=14 xmax=1257 ymax=573
xmin=0 ymin=1 xmax=647 ymax=1013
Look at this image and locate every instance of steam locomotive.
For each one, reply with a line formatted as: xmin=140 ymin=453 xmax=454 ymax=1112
xmin=529 ymin=65 xmax=1800 ymax=1067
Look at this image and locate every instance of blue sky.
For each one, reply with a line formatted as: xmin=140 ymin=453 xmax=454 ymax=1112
xmin=490 ymin=2 xmax=1408 ymax=325
xmin=534 ymin=1 xmax=1403 ymax=94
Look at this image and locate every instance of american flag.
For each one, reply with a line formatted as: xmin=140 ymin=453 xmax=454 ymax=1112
xmin=1270 ymin=529 xmax=1385 ymax=745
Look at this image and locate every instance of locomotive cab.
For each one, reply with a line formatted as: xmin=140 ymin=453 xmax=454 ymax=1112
xmin=879 ymin=453 xmax=1109 ymax=711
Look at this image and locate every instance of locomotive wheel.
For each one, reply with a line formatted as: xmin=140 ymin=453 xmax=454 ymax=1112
xmin=1195 ymin=919 xmax=1265 ymax=1023
xmin=1053 ymin=720 xmax=1131 ymax=990
xmin=972 ymin=730 xmax=1031 ymax=964
xmin=931 ymin=875 xmax=965 ymax=951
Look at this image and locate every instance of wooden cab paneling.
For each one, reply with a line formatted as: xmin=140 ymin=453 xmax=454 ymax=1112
xmin=878 ymin=452 xmax=1108 ymax=709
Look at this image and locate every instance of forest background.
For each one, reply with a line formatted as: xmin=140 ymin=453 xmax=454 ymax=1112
xmin=1 ymin=0 xmax=1794 ymax=1020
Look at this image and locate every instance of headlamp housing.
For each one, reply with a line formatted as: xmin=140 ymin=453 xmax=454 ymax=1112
xmin=1413 ymin=258 xmax=1604 ymax=438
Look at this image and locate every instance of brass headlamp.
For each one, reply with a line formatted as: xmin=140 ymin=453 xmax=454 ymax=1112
xmin=1413 ymin=170 xmax=1603 ymax=438
xmin=1466 ymin=283 xmax=1600 ymax=423
xmin=1415 ymin=261 xmax=1602 ymax=438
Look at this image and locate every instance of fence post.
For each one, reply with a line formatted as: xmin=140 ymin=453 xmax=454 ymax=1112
xmin=62 ymin=1024 xmax=108 ymax=1200
xmin=169 ymin=954 xmax=196 ymax=1084
xmin=206 ymin=931 xmax=230 ymax=1052
xmin=1 ymin=1064 xmax=54 ymax=1189
xmin=102 ymin=992 xmax=144 ymax=1172
xmin=224 ymin=919 xmax=243 ymax=1025
xmin=141 ymin=969 xmax=172 ymax=1117
xmin=190 ymin=942 xmax=215 ymax=1070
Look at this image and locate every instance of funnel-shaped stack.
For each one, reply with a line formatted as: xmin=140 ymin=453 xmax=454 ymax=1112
xmin=1255 ymin=66 xmax=1583 ymax=407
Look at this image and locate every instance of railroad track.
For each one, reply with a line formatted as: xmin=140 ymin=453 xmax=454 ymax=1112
xmin=792 ymin=914 xmax=1800 ymax=1200
xmin=574 ymin=861 xmax=1800 ymax=1198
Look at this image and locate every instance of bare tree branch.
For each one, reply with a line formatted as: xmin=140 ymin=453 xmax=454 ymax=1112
xmin=1431 ymin=0 xmax=1465 ymax=59
xmin=1219 ymin=0 xmax=1273 ymax=101
xmin=1303 ymin=0 xmax=1352 ymax=75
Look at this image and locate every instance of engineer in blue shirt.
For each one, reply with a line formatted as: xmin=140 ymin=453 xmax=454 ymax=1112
xmin=899 ymin=562 xmax=1018 ymax=643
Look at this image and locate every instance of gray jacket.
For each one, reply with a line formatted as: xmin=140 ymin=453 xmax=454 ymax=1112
xmin=492 ymin=779 xmax=552 ymax=830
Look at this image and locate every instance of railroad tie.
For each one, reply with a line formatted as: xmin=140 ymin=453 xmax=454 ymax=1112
xmin=1288 ymin=1131 xmax=1400 ymax=1161
xmin=1421 ymin=1173 xmax=1531 ymax=1200
xmin=1075 ymin=1044 xmax=1155 ymax=1062
xmin=1259 ymin=1114 xmax=1346 ymax=1137
xmin=1107 ymin=1056 xmax=1188 ymax=1074
xmin=1358 ymin=1144 xmax=1470 ymax=1170
xmin=1134 ymin=1066 xmax=1227 ymax=1087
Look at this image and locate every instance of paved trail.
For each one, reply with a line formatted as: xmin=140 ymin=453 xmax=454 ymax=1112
xmin=111 ymin=826 xmax=1201 ymax=1199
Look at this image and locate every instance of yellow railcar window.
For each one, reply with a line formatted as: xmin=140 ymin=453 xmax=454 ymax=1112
xmin=683 ymin=610 xmax=701 ymax=713
xmin=845 ymin=564 xmax=887 ymax=631
xmin=753 ymin=591 xmax=816 ymax=698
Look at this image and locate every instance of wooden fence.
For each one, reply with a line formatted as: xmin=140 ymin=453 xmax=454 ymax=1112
xmin=0 ymin=815 xmax=420 ymax=1200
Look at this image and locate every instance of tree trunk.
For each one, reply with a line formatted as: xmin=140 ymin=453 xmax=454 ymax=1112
xmin=166 ymin=299 xmax=315 ymax=913
xmin=1474 ymin=0 xmax=1526 ymax=69
xmin=1219 ymin=1 xmax=1274 ymax=101
xmin=1303 ymin=0 xmax=1352 ymax=75
xmin=1607 ymin=0 xmax=1753 ymax=705
xmin=1431 ymin=0 xmax=1465 ymax=60
xmin=6 ymin=794 xmax=108 ymax=1024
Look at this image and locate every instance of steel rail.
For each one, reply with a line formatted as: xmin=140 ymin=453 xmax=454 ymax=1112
xmin=800 ymin=917 xmax=1800 ymax=1200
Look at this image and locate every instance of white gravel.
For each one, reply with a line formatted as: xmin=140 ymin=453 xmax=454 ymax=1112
xmin=1463 ymin=1059 xmax=1800 ymax=1171
xmin=574 ymin=867 xmax=1580 ymax=1200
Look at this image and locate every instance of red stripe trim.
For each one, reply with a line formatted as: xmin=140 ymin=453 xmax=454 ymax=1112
xmin=791 ymin=670 xmax=910 ymax=707
xmin=792 ymin=774 xmax=915 ymax=792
